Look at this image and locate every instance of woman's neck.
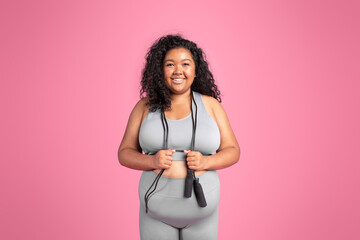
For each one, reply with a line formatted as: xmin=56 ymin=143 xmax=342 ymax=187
xmin=170 ymin=89 xmax=192 ymax=105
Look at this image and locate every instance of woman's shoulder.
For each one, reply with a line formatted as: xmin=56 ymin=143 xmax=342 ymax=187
xmin=134 ymin=97 xmax=151 ymax=123
xmin=196 ymin=92 xmax=223 ymax=123
xmin=128 ymin=97 xmax=149 ymax=119
xmin=136 ymin=96 xmax=150 ymax=108
xmin=198 ymin=92 xmax=221 ymax=110
xmin=198 ymin=92 xmax=228 ymax=123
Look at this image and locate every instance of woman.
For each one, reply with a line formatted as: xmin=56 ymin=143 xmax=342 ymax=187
xmin=118 ymin=34 xmax=240 ymax=240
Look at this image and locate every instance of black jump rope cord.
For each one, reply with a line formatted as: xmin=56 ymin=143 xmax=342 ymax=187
xmin=144 ymin=91 xmax=207 ymax=213
xmin=144 ymin=108 xmax=168 ymax=213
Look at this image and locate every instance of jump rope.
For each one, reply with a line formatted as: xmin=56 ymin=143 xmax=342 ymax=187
xmin=144 ymin=91 xmax=207 ymax=213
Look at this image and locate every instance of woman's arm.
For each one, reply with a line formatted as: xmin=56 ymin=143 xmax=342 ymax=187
xmin=203 ymin=96 xmax=240 ymax=170
xmin=118 ymin=98 xmax=175 ymax=171
xmin=117 ymin=98 xmax=156 ymax=170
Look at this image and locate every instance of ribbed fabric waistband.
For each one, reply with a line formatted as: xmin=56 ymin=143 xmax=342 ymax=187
xmin=139 ymin=170 xmax=220 ymax=198
xmin=172 ymin=151 xmax=186 ymax=160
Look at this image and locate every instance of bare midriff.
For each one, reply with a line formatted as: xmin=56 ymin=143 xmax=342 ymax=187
xmin=153 ymin=161 xmax=207 ymax=178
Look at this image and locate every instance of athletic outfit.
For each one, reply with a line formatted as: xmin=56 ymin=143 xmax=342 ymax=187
xmin=138 ymin=91 xmax=221 ymax=240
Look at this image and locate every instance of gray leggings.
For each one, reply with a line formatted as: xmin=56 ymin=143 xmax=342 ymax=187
xmin=138 ymin=170 xmax=220 ymax=240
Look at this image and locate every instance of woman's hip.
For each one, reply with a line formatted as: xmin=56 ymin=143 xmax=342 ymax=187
xmin=138 ymin=170 xmax=220 ymax=228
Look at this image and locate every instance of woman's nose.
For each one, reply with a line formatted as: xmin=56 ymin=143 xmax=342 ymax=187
xmin=174 ymin=65 xmax=183 ymax=73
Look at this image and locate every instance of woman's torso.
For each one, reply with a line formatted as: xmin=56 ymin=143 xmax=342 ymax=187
xmin=139 ymin=91 xmax=220 ymax=178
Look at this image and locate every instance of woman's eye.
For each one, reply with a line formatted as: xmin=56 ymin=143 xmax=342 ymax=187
xmin=166 ymin=63 xmax=173 ymax=67
xmin=183 ymin=63 xmax=190 ymax=66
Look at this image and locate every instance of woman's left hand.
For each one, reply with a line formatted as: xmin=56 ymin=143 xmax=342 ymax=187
xmin=184 ymin=150 xmax=206 ymax=171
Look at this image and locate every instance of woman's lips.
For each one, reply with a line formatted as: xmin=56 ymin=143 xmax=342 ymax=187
xmin=171 ymin=78 xmax=185 ymax=84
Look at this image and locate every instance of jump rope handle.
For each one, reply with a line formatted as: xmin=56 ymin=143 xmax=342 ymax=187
xmin=184 ymin=169 xmax=194 ymax=198
xmin=194 ymin=178 xmax=207 ymax=207
xmin=184 ymin=169 xmax=207 ymax=207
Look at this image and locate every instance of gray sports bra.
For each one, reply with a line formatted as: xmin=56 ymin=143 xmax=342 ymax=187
xmin=139 ymin=91 xmax=220 ymax=161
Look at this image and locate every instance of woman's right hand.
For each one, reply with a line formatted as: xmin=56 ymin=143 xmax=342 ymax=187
xmin=153 ymin=149 xmax=175 ymax=169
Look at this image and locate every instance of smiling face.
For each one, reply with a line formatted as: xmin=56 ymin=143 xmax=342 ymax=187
xmin=163 ymin=47 xmax=196 ymax=95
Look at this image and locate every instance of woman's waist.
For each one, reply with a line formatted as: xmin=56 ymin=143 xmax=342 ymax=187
xmin=139 ymin=169 xmax=220 ymax=198
xmin=153 ymin=161 xmax=207 ymax=178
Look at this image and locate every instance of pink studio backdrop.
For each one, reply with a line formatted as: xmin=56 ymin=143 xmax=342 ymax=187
xmin=1 ymin=0 xmax=359 ymax=239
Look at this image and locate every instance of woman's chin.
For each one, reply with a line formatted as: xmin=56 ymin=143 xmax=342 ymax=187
xmin=169 ymin=85 xmax=191 ymax=94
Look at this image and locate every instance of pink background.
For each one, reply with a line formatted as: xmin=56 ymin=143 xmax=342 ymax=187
xmin=1 ymin=0 xmax=359 ymax=239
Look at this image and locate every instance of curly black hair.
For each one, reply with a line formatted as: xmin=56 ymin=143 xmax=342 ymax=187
xmin=140 ymin=34 xmax=221 ymax=111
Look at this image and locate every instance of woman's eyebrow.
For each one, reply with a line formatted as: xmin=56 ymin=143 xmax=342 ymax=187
xmin=164 ymin=58 xmax=193 ymax=62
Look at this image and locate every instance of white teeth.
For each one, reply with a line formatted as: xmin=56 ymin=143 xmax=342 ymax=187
xmin=172 ymin=78 xmax=184 ymax=83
